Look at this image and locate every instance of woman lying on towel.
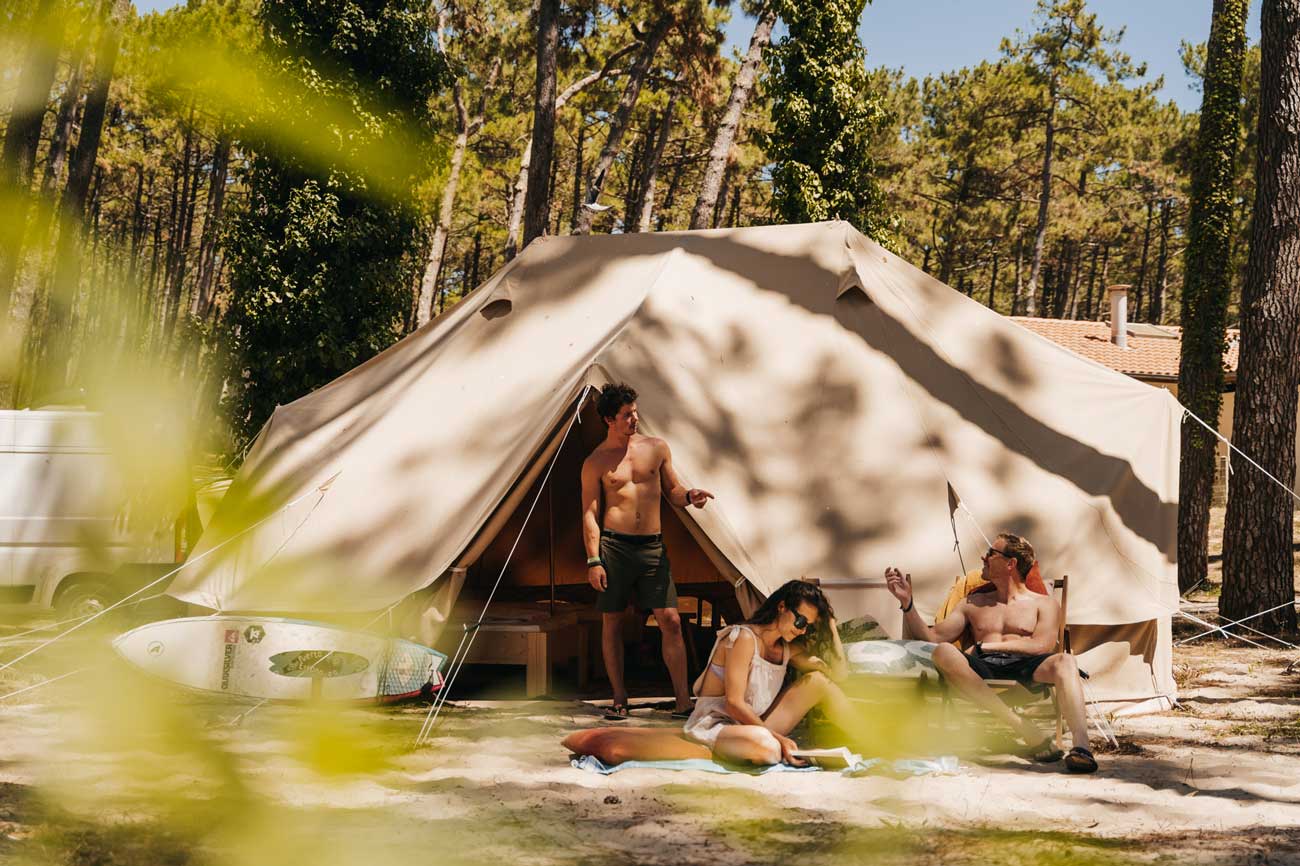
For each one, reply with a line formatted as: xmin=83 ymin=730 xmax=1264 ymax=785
xmin=563 ymin=579 xmax=864 ymax=767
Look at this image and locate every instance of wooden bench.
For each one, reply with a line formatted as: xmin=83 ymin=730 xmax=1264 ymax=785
xmin=443 ymin=604 xmax=586 ymax=698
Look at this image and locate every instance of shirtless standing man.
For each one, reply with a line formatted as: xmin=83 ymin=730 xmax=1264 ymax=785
xmin=581 ymin=383 xmax=713 ymax=721
xmin=884 ymin=532 xmax=1097 ymax=773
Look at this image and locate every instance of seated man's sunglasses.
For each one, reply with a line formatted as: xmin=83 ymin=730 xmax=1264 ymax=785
xmin=984 ymin=546 xmax=1021 ymax=562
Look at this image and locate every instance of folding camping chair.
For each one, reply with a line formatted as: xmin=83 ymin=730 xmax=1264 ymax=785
xmin=939 ymin=575 xmax=1072 ymax=747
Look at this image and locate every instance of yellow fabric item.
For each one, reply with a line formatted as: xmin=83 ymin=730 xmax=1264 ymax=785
xmin=934 ymin=570 xmax=986 ymax=649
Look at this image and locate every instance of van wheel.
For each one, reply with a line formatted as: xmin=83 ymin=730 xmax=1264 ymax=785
xmin=55 ymin=579 xmax=117 ymax=622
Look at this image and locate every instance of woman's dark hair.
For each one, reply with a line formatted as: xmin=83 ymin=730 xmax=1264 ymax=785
xmin=747 ymin=579 xmax=836 ymax=652
xmin=596 ymin=382 xmax=638 ymax=422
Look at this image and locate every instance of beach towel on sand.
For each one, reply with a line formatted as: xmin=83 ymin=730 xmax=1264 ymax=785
xmin=571 ymin=755 xmax=960 ymax=777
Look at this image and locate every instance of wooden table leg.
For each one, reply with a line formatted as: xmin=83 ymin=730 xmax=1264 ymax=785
xmin=576 ymin=622 xmax=590 ymax=688
xmin=526 ymin=631 xmax=550 ymax=698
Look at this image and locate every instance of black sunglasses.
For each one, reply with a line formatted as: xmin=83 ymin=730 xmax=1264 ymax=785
xmin=792 ymin=612 xmax=812 ymax=632
xmin=985 ymin=546 xmax=1020 ymax=563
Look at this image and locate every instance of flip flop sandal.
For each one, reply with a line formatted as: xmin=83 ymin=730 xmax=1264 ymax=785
xmin=1064 ymin=746 xmax=1098 ymax=774
xmin=1026 ymin=738 xmax=1064 ymax=764
xmin=602 ymin=703 xmax=630 ymax=721
xmin=669 ymin=707 xmax=693 ymax=720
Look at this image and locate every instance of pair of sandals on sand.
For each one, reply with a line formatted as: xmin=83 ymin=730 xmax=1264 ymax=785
xmin=1027 ymin=738 xmax=1098 ymax=773
xmin=603 ymin=703 xmax=692 ymax=721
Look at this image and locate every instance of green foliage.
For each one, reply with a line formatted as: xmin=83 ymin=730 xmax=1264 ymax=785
xmin=762 ymin=0 xmax=897 ymax=243
xmin=223 ymin=0 xmax=446 ymax=444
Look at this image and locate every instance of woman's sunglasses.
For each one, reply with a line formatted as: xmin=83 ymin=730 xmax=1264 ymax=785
xmin=792 ymin=612 xmax=812 ymax=632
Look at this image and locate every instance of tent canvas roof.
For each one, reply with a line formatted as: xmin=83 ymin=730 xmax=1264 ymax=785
xmin=170 ymin=222 xmax=1181 ymax=702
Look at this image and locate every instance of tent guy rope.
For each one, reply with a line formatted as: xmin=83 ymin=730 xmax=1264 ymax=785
xmin=415 ymin=385 xmax=591 ymax=745
xmin=0 ymin=473 xmax=341 ymax=677
xmin=879 ymin=272 xmax=1297 ymax=655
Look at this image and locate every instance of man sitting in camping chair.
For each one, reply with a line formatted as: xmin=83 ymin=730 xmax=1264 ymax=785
xmin=884 ymin=532 xmax=1096 ymax=773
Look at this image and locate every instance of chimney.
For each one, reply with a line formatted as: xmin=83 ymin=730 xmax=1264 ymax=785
xmin=1108 ymin=284 xmax=1131 ymax=349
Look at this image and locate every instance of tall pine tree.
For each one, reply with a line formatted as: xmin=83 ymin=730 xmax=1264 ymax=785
xmin=1221 ymin=0 xmax=1300 ymax=633
xmin=763 ymin=0 xmax=894 ymax=241
xmin=224 ymin=0 xmax=445 ymax=444
xmin=1177 ymin=0 xmax=1249 ymax=596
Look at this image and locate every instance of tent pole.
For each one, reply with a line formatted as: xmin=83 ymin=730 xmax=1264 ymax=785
xmin=548 ymin=477 xmax=556 ymax=617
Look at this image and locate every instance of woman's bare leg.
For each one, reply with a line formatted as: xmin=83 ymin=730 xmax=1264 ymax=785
xmin=562 ymin=727 xmax=711 ymax=764
xmin=712 ymin=725 xmax=783 ymax=765
xmin=762 ymin=671 xmax=865 ymax=736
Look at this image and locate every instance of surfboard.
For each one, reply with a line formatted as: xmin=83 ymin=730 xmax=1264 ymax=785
xmin=113 ymin=616 xmax=447 ymax=702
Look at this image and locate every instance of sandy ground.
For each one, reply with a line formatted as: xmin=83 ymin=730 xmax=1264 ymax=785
xmin=1 ymin=619 xmax=1299 ymax=866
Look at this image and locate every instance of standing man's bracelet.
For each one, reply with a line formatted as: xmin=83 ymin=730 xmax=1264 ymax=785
xmin=587 ymin=556 xmax=603 ymax=567
xmin=900 ymin=599 xmax=914 ymax=613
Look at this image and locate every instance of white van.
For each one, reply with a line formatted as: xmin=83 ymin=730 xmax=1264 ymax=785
xmin=0 ymin=408 xmax=193 ymax=619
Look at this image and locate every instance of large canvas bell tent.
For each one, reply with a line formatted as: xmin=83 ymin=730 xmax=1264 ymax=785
xmin=169 ymin=222 xmax=1181 ymax=708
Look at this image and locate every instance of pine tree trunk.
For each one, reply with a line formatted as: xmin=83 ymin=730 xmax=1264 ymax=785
xmin=1179 ymin=0 xmax=1250 ymax=595
xmin=633 ymin=91 xmax=676 ymax=233
xmin=507 ymin=26 xmax=640 ymax=253
xmin=570 ymin=118 xmax=585 ymax=231
xmin=574 ymin=17 xmax=670 ymax=235
xmin=690 ymin=4 xmax=776 ymax=229
xmin=520 ymin=0 xmax=559 ymax=253
xmin=1025 ymin=90 xmax=1057 ymax=318
xmin=712 ymin=162 xmax=733 ymax=229
xmin=1151 ymin=199 xmax=1171 ymax=323
xmin=418 ymin=95 xmax=470 ymax=327
xmin=1012 ymin=231 xmax=1024 ymax=315
xmin=1095 ymin=243 xmax=1110 ymax=320
xmin=193 ymin=129 xmax=231 ymax=318
xmin=621 ymin=132 xmax=647 ymax=230
xmin=26 ymin=0 xmax=122 ymax=402
xmin=470 ymin=231 xmax=481 ymax=287
xmin=987 ymin=253 xmax=999 ymax=308
xmin=1221 ymin=0 xmax=1300 ymax=633
xmin=655 ymin=136 xmax=688 ymax=231
xmin=1067 ymin=240 xmax=1085 ymax=318
xmin=163 ymin=112 xmax=196 ymax=343
xmin=0 ymin=0 xmax=64 ymax=318
xmin=416 ymin=59 xmax=500 ymax=327
xmin=1082 ymin=242 xmax=1100 ymax=321
xmin=40 ymin=41 xmax=87 ymax=201
xmin=1134 ymin=200 xmax=1154 ymax=321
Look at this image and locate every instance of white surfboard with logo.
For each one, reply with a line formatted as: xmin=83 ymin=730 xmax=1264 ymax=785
xmin=113 ymin=616 xmax=447 ymax=702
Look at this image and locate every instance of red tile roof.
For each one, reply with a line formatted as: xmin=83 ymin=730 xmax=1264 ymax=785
xmin=1010 ymin=317 xmax=1240 ymax=382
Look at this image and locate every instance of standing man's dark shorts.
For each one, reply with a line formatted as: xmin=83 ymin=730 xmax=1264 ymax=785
xmin=597 ymin=528 xmax=676 ymax=613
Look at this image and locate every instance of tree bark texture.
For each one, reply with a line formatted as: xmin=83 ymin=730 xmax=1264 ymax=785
xmin=0 ymin=0 xmax=63 ymax=317
xmin=25 ymin=0 xmax=122 ymax=403
xmin=1025 ymin=89 xmax=1056 ymax=318
xmin=1151 ymin=199 xmax=1171 ymax=324
xmin=1012 ymin=231 xmax=1024 ymax=315
xmin=1221 ymin=0 xmax=1300 ymax=633
xmin=689 ymin=4 xmax=776 ymax=229
xmin=192 ymin=129 xmax=231 ymax=318
xmin=416 ymin=58 xmax=500 ymax=328
xmin=1134 ymin=200 xmax=1154 ymax=321
xmin=520 ymin=0 xmax=559 ymax=255
xmin=40 ymin=30 xmax=88 ymax=201
xmin=574 ymin=16 xmax=670 ymax=235
xmin=633 ymin=89 xmax=677 ymax=233
xmin=1178 ymin=0 xmax=1250 ymax=595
